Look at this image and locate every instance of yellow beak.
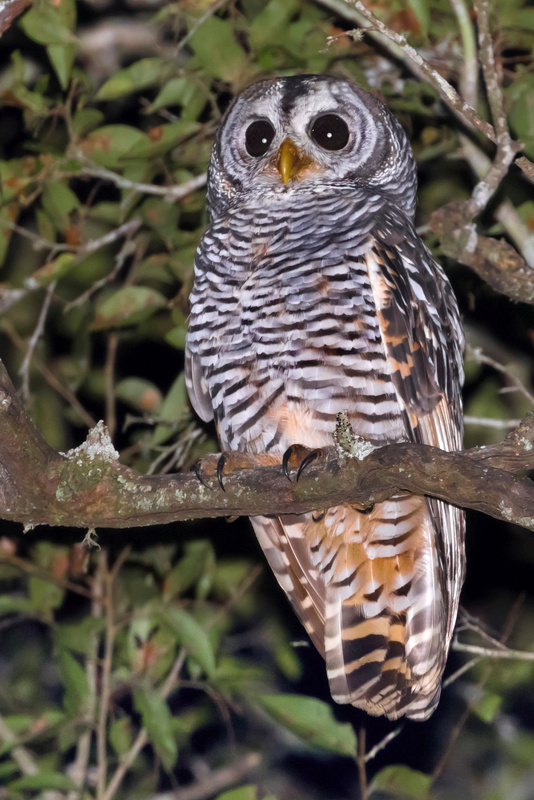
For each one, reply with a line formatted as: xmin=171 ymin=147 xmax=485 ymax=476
xmin=276 ymin=138 xmax=309 ymax=184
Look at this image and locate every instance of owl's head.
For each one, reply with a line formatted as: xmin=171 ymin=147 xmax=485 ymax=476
xmin=207 ymin=74 xmax=418 ymax=220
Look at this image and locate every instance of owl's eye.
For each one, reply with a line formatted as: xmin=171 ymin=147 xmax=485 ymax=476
xmin=310 ymin=114 xmax=350 ymax=151
xmin=245 ymin=120 xmax=275 ymax=157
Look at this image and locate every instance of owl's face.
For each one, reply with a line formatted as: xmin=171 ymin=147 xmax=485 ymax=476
xmin=208 ymin=75 xmax=417 ymax=219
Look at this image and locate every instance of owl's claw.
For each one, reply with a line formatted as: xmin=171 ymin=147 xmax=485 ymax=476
xmin=282 ymin=444 xmax=309 ymax=482
xmin=351 ymin=502 xmax=375 ymax=515
xmin=283 ymin=445 xmax=297 ymax=481
xmin=194 ymin=459 xmax=213 ymax=490
xmin=282 ymin=444 xmax=324 ymax=482
xmin=217 ymin=454 xmax=227 ymax=492
xmin=296 ymin=449 xmax=321 ymax=482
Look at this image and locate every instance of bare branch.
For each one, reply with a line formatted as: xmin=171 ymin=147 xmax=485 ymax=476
xmin=77 ymin=165 xmax=207 ymax=203
xmin=19 ymin=281 xmax=57 ymax=400
xmin=148 ymin=753 xmax=261 ymax=800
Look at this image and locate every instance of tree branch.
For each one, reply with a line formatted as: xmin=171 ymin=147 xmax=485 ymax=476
xmin=1 ymin=360 xmax=534 ymax=533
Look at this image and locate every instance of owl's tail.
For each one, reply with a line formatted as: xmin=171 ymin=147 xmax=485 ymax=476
xmin=324 ymin=499 xmax=446 ymax=721
xmin=252 ymin=493 xmax=448 ymax=721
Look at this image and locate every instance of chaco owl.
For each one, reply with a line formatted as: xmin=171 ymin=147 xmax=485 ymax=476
xmin=185 ymin=75 xmax=465 ymax=721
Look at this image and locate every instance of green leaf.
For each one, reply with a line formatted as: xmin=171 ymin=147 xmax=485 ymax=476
xmin=93 ymin=286 xmax=167 ymax=329
xmin=79 ymin=125 xmax=149 ymax=168
xmin=19 ymin=1 xmax=76 ymax=46
xmin=249 ymin=0 xmax=300 ymax=51
xmin=47 ymin=43 xmax=77 ymax=90
xmin=126 ymin=120 xmax=200 ymax=158
xmin=58 ymin=650 xmax=89 ymax=717
xmin=190 ymin=18 xmax=247 ymax=82
xmin=133 ymin=687 xmax=178 ymax=771
xmin=371 ymin=765 xmax=433 ymax=799
xmin=473 ymin=690 xmax=502 ymax=723
xmin=153 ymin=372 xmax=188 ymax=445
xmin=29 ymin=576 xmax=64 ymax=616
xmin=148 ymin=77 xmax=197 ymax=114
xmin=165 ymin=325 xmax=187 ymax=350
xmin=0 ymin=595 xmax=38 ymax=615
xmin=41 ymin=183 xmax=80 ymax=232
xmin=507 ymin=74 xmax=534 ymax=160
xmin=407 ymin=0 xmax=430 ymax=36
xmin=217 ymin=786 xmax=256 ymax=800
xmin=257 ymin=694 xmax=357 ymax=757
xmin=72 ymin=108 xmax=105 ymax=135
xmin=96 ymin=58 xmax=170 ymax=100
xmin=109 ymin=716 xmax=133 ymax=756
xmin=163 ymin=606 xmax=216 ymax=677
xmin=31 ymin=253 xmax=77 ymax=286
xmin=8 ymin=773 xmax=77 ymax=791
xmin=164 ymin=540 xmax=215 ymax=600
xmin=55 ymin=617 xmax=106 ymax=655
xmin=116 ymin=377 xmax=162 ymax=413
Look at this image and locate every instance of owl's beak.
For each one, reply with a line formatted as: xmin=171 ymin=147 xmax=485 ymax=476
xmin=276 ymin=138 xmax=309 ymax=184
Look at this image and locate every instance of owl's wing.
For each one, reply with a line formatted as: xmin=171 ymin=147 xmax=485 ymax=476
xmin=365 ymin=227 xmax=465 ymax=637
xmin=185 ymin=347 xmax=214 ymax=423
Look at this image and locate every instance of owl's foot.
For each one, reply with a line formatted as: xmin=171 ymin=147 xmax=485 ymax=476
xmin=194 ymin=451 xmax=276 ymax=492
xmin=282 ymin=444 xmax=325 ymax=483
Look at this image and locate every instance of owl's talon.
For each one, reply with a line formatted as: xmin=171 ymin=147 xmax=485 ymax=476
xmin=312 ymin=510 xmax=326 ymax=523
xmin=282 ymin=444 xmax=298 ymax=482
xmin=194 ymin=459 xmax=213 ymax=490
xmin=282 ymin=444 xmax=312 ymax=482
xmin=296 ymin=449 xmax=322 ymax=482
xmin=351 ymin=502 xmax=375 ymax=515
xmin=217 ymin=454 xmax=227 ymax=492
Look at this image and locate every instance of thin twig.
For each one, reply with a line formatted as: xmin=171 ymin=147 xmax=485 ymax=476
xmin=151 ymin=753 xmax=261 ymax=800
xmin=79 ymin=165 xmax=207 ymax=203
xmin=364 ymin=725 xmax=403 ymax=763
xmin=468 ymin=0 xmax=518 ymax=215
xmin=0 ymin=552 xmax=94 ymax=599
xmin=67 ymin=550 xmax=106 ymax=800
xmin=0 ymin=220 xmax=72 ymax=254
xmin=3 ymin=322 xmax=97 ymax=428
xmin=449 ymin=0 xmax=478 ymax=107
xmin=64 ymin=220 xmax=141 ymax=312
xmin=464 ymin=415 xmax=522 ymax=429
xmin=465 ymin=344 xmax=534 ymax=406
xmin=96 ymin=550 xmax=112 ymax=800
xmin=19 ymin=281 xmax=57 ymax=400
xmin=442 ymin=657 xmax=482 ymax=689
xmin=452 ymin=641 xmax=534 ymax=661
xmin=459 ymin=137 xmax=534 ymax=266
xmin=175 ymin=0 xmax=229 ymax=55
xmin=101 ymin=729 xmax=148 ymax=800
xmin=104 ymin=333 xmax=119 ymax=441
xmin=357 ymin=726 xmax=368 ymax=800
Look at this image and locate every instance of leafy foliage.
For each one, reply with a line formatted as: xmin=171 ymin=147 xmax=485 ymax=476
xmin=0 ymin=0 xmax=534 ymax=798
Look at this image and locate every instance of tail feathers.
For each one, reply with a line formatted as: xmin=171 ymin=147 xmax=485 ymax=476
xmin=251 ymin=494 xmax=450 ymax=721
xmin=250 ymin=515 xmax=326 ymax=656
xmin=324 ymin=501 xmax=446 ymax=721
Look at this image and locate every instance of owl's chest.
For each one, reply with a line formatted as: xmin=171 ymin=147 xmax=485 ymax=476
xmin=204 ymin=226 xmax=370 ymax=340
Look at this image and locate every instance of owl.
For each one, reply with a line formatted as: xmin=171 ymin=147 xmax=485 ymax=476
xmin=185 ymin=75 xmax=465 ymax=721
